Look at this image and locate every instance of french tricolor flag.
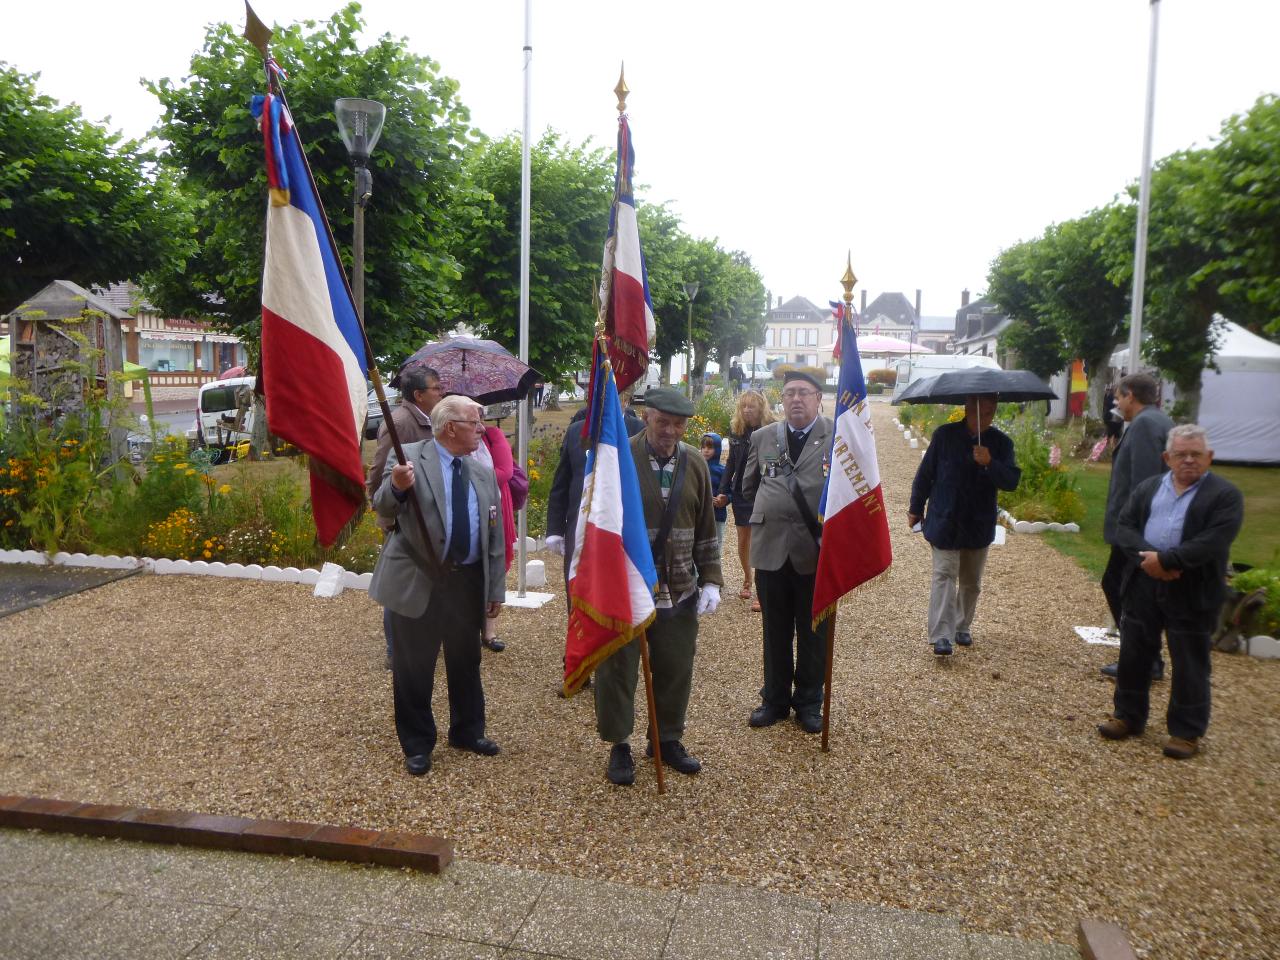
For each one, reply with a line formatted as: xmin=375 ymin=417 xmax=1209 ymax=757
xmin=252 ymin=92 xmax=368 ymax=547
xmin=813 ymin=315 xmax=892 ymax=626
xmin=564 ymin=347 xmax=657 ymax=696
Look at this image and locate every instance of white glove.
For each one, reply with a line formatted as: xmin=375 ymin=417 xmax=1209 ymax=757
xmin=545 ymin=535 xmax=565 ymax=556
xmin=696 ymin=583 xmax=720 ymax=616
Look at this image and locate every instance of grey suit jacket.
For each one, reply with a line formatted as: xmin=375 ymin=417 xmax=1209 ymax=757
xmin=1103 ymin=405 xmax=1174 ymax=544
xmin=368 ymin=439 xmax=507 ymax=619
xmin=742 ymin=416 xmax=833 ymax=575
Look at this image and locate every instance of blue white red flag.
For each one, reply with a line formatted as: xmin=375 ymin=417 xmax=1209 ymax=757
xmin=252 ymin=91 xmax=368 ymax=546
xmin=598 ymin=115 xmax=655 ymax=394
xmin=564 ymin=347 xmax=657 ymax=695
xmin=812 ymin=315 xmax=892 ymax=626
xmin=829 ymin=300 xmax=845 ymax=321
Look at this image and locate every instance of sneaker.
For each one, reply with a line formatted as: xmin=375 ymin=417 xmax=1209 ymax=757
xmin=646 ymin=740 xmax=702 ymax=775
xmin=933 ymin=637 xmax=953 ymax=656
xmin=955 ymin=631 xmax=972 ymax=647
xmin=1097 ymin=716 xmax=1139 ymax=740
xmin=606 ymin=743 xmax=635 ymax=786
xmin=1163 ymin=736 xmax=1199 ymax=759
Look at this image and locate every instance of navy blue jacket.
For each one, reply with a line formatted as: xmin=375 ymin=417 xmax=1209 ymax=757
xmin=909 ymin=420 xmax=1021 ymax=550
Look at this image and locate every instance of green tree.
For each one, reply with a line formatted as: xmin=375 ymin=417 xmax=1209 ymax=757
xmin=0 ymin=64 xmax=189 ymax=313
xmin=986 ymin=239 xmax=1069 ymax=381
xmin=455 ymin=130 xmax=614 ymax=388
xmin=145 ymin=4 xmax=477 ymax=360
xmin=638 ymin=203 xmax=695 ymax=381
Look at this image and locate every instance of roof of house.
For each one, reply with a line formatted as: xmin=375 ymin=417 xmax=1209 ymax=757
xmin=770 ymin=296 xmax=829 ymax=322
xmin=9 ymin=280 xmax=131 ymax=322
xmin=862 ymin=292 xmax=918 ymax=329
xmin=92 ymin=280 xmax=154 ymax=315
xmin=954 ymin=315 xmax=1013 ymax=346
xmin=919 ymin=315 xmax=955 ymax=333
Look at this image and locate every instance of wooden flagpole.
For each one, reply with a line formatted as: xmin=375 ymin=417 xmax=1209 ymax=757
xmin=638 ymin=630 xmax=666 ymax=794
xmin=244 ymin=1 xmax=442 ymax=578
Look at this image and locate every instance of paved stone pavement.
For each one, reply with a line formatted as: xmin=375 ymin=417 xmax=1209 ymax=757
xmin=1 ymin=828 xmax=1079 ymax=959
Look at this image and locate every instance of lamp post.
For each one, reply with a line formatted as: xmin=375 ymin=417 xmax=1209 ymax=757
xmin=334 ymin=98 xmax=387 ymax=323
xmin=683 ymin=280 xmax=700 ymax=399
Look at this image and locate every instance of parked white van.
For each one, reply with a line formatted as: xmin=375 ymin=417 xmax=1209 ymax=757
xmin=194 ymin=376 xmax=256 ymax=449
xmin=891 ymin=353 xmax=1000 ymax=400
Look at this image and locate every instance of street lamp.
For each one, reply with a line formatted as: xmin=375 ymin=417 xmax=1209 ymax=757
xmin=683 ymin=280 xmax=700 ymax=399
xmin=334 ymin=97 xmax=387 ymax=323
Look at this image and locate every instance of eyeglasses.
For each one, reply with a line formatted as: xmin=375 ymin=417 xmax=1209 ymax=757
xmin=781 ymin=389 xmax=819 ymax=399
xmin=450 ymin=418 xmax=484 ymax=429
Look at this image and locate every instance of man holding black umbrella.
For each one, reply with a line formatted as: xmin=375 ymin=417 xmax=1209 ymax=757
xmin=908 ymin=394 xmax=1021 ymax=656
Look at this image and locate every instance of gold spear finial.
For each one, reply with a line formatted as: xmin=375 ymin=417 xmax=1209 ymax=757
xmin=840 ymin=250 xmax=858 ymax=304
xmin=243 ymin=1 xmax=273 ymax=55
xmin=615 ymin=63 xmax=629 ymax=113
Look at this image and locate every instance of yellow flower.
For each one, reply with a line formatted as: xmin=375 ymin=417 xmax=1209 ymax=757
xmin=218 ymin=484 xmax=232 ymax=495
xmin=4 ymin=520 xmax=12 ymax=527
xmin=185 ymin=469 xmax=197 ymax=477
xmin=203 ymin=550 xmax=212 ymax=558
xmin=175 ymin=462 xmax=188 ymax=470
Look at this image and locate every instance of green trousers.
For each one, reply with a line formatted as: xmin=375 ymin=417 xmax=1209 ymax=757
xmin=594 ymin=604 xmax=697 ymax=744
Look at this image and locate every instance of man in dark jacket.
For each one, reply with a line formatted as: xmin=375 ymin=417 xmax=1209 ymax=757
xmin=1099 ymin=373 xmax=1174 ymax=679
xmin=1098 ymin=424 xmax=1243 ymax=760
xmin=908 ymin=395 xmax=1021 ymax=656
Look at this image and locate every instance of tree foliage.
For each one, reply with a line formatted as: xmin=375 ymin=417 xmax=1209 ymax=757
xmin=455 ymin=131 xmax=614 ymax=386
xmin=145 ymin=3 xmax=477 ymax=360
xmin=0 ymin=64 xmax=189 ymax=313
xmin=986 ymin=239 xmax=1069 ymax=381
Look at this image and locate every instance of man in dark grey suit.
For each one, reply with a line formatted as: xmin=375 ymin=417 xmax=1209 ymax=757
xmin=1100 ymin=373 xmax=1173 ymax=679
xmin=369 ymin=395 xmax=507 ymax=776
xmin=1098 ymin=424 xmax=1243 ymax=760
xmin=742 ymin=371 xmax=833 ymax=734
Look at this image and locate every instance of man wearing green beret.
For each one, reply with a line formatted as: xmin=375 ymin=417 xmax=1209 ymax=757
xmin=594 ymin=386 xmax=724 ymax=786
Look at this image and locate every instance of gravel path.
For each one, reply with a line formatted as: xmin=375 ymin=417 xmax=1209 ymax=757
xmin=2 ymin=401 xmax=1276 ymax=959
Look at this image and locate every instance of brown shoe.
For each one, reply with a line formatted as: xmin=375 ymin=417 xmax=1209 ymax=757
xmin=1163 ymin=736 xmax=1199 ymax=759
xmin=1097 ymin=716 xmax=1138 ymax=740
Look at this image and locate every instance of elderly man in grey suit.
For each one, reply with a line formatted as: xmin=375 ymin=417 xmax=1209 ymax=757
xmin=1100 ymin=373 xmax=1174 ymax=680
xmin=742 ymin=370 xmax=833 ymax=734
xmin=369 ymin=395 xmax=506 ymax=776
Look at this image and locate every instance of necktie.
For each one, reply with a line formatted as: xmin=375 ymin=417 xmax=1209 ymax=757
xmin=788 ymin=429 xmax=807 ymax=464
xmin=449 ymin=458 xmax=470 ymax=562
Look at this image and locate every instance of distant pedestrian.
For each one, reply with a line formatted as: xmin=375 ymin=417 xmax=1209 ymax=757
xmin=714 ymin=390 xmax=775 ymax=610
xmin=729 ymin=361 xmax=745 ymax=395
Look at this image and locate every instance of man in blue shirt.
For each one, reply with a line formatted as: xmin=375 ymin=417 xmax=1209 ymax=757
xmin=908 ymin=394 xmax=1021 ymax=656
xmin=1098 ymin=424 xmax=1244 ymax=760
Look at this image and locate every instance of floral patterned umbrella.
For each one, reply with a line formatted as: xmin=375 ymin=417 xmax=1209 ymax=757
xmin=390 ymin=337 xmax=542 ymax=405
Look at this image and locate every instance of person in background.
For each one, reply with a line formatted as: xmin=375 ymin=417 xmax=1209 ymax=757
xmin=702 ymin=431 xmax=726 ymax=547
xmin=907 ymin=394 xmax=1021 ymax=657
xmin=715 ymin=390 xmax=775 ymax=612
xmin=729 ymin=361 xmax=745 ymax=396
xmin=1099 ymin=373 xmax=1174 ymax=680
xmin=367 ymin=363 xmax=442 ymax=669
xmin=473 ymin=420 xmax=528 ymax=653
xmin=1098 ymin=424 xmax=1243 ymax=760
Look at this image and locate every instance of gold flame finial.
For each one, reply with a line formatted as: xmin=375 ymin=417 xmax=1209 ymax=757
xmin=243 ymin=1 xmax=273 ymax=55
xmin=840 ymin=251 xmax=858 ymax=304
xmin=615 ymin=63 xmax=629 ymax=113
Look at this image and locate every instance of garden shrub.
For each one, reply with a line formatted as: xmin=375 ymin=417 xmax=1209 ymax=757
xmin=1230 ymin=567 xmax=1280 ymax=636
xmin=866 ymin=368 xmax=896 ymax=385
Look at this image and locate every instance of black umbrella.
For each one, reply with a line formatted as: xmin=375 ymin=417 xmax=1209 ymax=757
xmin=391 ymin=337 xmax=542 ymax=405
xmin=892 ymin=368 xmax=1057 ymax=405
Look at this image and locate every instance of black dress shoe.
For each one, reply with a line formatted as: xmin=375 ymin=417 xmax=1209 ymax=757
xmin=955 ymin=631 xmax=973 ymax=647
xmin=606 ymin=743 xmax=635 ymax=786
xmin=795 ymin=712 xmax=822 ymax=734
xmin=749 ymin=704 xmax=789 ymax=728
xmin=450 ymin=737 xmax=500 ymax=756
xmin=1101 ymin=661 xmax=1165 ymax=681
xmin=404 ymin=754 xmax=431 ymax=776
xmin=482 ymin=637 xmax=506 ymax=652
xmin=933 ymin=637 xmax=953 ymax=656
xmin=645 ymin=740 xmax=702 ymax=774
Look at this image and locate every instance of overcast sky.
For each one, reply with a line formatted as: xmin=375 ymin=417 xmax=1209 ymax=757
xmin=4 ymin=1 xmax=1278 ymax=317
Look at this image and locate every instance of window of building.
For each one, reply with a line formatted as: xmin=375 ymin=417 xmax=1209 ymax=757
xmin=781 ymin=329 xmax=791 ymax=347
xmin=765 ymin=328 xmax=775 ymax=347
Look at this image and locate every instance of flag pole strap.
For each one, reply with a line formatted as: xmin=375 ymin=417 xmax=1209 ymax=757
xmin=637 ymin=629 xmax=665 ymax=795
xmin=247 ymin=16 xmax=443 ymax=578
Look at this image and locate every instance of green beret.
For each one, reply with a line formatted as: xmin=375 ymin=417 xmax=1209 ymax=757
xmin=642 ymin=386 xmax=695 ymax=416
xmin=784 ymin=370 xmax=823 ymax=391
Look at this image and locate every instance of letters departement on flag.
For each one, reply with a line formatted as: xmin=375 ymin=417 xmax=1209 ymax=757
xmin=564 ymin=351 xmax=657 ymax=695
xmin=812 ymin=316 xmax=893 ymax=626
xmin=599 ymin=114 xmax=655 ymax=393
xmin=254 ymin=91 xmax=369 ymax=546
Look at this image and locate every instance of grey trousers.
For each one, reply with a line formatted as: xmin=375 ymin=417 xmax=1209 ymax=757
xmin=594 ymin=604 xmax=697 ymax=744
xmin=928 ymin=546 xmax=989 ymax=643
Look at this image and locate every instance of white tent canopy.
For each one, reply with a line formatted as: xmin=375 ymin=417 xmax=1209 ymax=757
xmin=1112 ymin=317 xmax=1280 ymax=464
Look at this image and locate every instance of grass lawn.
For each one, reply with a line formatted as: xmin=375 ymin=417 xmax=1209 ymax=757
xmin=1041 ymin=459 xmax=1280 ymax=578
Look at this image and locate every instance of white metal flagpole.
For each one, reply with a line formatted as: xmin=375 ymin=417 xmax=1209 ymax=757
xmin=517 ymin=0 xmax=532 ymax=596
xmin=1127 ymin=0 xmax=1161 ymax=372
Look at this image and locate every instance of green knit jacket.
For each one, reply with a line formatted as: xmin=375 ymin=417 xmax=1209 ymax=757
xmin=630 ymin=435 xmax=723 ymax=599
